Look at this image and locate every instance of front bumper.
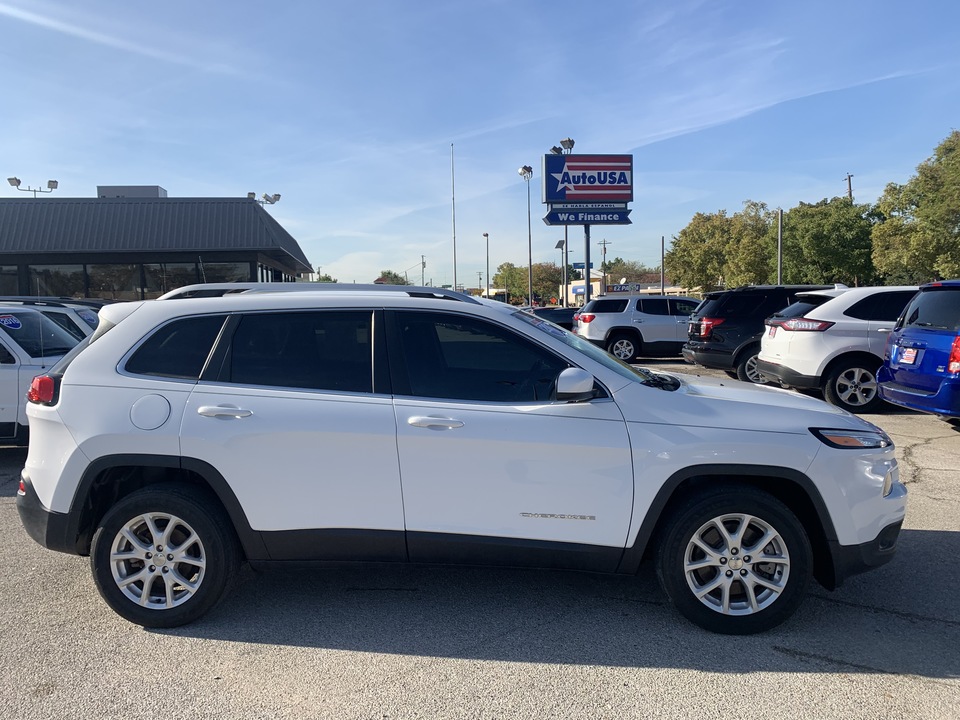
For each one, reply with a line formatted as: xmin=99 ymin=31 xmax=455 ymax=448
xmin=16 ymin=474 xmax=79 ymax=555
xmin=756 ymin=359 xmax=821 ymax=389
xmin=828 ymin=519 xmax=903 ymax=588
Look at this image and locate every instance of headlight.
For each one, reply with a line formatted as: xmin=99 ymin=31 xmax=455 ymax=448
xmin=810 ymin=428 xmax=893 ymax=449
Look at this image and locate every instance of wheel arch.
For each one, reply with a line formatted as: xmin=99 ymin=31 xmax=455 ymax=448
xmin=65 ymin=454 xmax=267 ymax=561
xmin=605 ymin=326 xmax=643 ymax=344
xmin=617 ymin=464 xmax=842 ymax=590
xmin=820 ymin=350 xmax=883 ymax=388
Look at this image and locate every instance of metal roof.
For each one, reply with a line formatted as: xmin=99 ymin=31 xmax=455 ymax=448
xmin=0 ymin=197 xmax=312 ymax=272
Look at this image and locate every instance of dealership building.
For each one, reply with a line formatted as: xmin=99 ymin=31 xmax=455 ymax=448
xmin=0 ymin=186 xmax=313 ymax=300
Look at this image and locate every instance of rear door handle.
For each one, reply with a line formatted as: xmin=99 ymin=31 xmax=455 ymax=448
xmin=407 ymin=416 xmax=464 ymax=429
xmin=197 ymin=405 xmax=253 ymax=418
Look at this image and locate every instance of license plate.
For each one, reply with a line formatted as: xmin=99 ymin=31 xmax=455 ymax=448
xmin=900 ymin=347 xmax=917 ymax=365
xmin=767 ymin=325 xmax=777 ymax=338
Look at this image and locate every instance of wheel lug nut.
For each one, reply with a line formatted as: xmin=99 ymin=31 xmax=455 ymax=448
xmin=149 ymin=565 xmax=156 ymax=572
xmin=719 ymin=558 xmax=727 ymax=565
xmin=157 ymin=546 xmax=163 ymax=552
xmin=744 ymin=556 xmax=751 ymax=563
xmin=731 ymin=548 xmax=739 ymax=555
xmin=145 ymin=552 xmax=152 ymax=559
xmin=725 ymin=570 xmax=733 ymax=577
xmin=162 ymin=567 xmax=169 ymax=574
xmin=167 ymin=554 xmax=174 ymax=561
xmin=740 ymin=569 xmax=747 ymax=576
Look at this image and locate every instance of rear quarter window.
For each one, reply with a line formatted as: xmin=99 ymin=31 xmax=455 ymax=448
xmin=901 ymin=289 xmax=960 ymax=331
xmin=125 ymin=315 xmax=227 ymax=379
xmin=589 ymin=299 xmax=629 ymax=313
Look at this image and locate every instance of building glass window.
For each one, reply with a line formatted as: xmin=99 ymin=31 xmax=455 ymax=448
xmin=199 ymin=262 xmax=251 ymax=284
xmin=0 ymin=267 xmax=17 ymax=295
xmin=87 ymin=264 xmax=140 ymax=301
xmin=29 ymin=265 xmax=85 ymax=297
xmin=143 ymin=263 xmax=200 ymax=299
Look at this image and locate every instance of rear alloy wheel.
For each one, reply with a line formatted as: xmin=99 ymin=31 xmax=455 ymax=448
xmin=91 ymin=483 xmax=240 ymax=628
xmin=607 ymin=332 xmax=640 ymax=363
xmin=823 ymin=358 xmax=883 ymax=413
xmin=735 ymin=348 xmax=766 ymax=384
xmin=656 ymin=487 xmax=812 ymax=634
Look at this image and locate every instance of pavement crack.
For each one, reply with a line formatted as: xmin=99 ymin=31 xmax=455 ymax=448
xmin=811 ymin=593 xmax=960 ymax=628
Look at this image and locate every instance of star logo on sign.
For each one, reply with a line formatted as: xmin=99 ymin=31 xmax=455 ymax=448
xmin=552 ymin=163 xmax=575 ymax=193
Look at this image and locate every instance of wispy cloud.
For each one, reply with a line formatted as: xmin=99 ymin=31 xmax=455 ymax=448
xmin=0 ymin=3 xmax=239 ymax=74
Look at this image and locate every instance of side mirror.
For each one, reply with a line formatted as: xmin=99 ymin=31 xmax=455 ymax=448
xmin=556 ymin=367 xmax=596 ymax=402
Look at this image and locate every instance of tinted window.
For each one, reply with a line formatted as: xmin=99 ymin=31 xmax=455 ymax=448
xmin=715 ymin=293 xmax=768 ymax=318
xmin=639 ymin=298 xmax=669 ymax=315
xmin=843 ymin=291 xmax=916 ymax=322
xmin=671 ymin=299 xmax=699 ymax=316
xmin=901 ymin=288 xmax=960 ymax=331
xmin=771 ymin=296 xmax=833 ymax=320
xmin=227 ymin=311 xmax=373 ymax=392
xmin=126 ymin=315 xmax=227 ymax=379
xmin=585 ymin=298 xmax=628 ymax=313
xmin=0 ymin=311 xmax=78 ymax=358
xmin=40 ymin=311 xmax=87 ymax=341
xmin=394 ymin=311 xmax=568 ymax=402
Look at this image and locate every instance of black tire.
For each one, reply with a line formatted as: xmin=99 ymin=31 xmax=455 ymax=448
xmin=823 ymin=357 xmax=883 ymax=413
xmin=735 ymin=347 xmax=766 ymax=384
xmin=91 ymin=483 xmax=240 ymax=628
xmin=724 ymin=371 xmax=739 ymax=380
xmin=656 ymin=486 xmax=812 ymax=635
xmin=607 ymin=332 xmax=641 ymax=362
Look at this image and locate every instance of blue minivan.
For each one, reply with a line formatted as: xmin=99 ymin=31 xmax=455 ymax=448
xmin=878 ymin=280 xmax=960 ymax=420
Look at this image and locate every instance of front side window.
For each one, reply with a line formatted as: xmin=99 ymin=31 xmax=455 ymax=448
xmin=393 ymin=311 xmax=568 ymax=402
xmin=226 ymin=311 xmax=373 ymax=393
xmin=126 ymin=315 xmax=227 ymax=379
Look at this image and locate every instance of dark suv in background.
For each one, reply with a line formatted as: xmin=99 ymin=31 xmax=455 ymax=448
xmin=684 ymin=285 xmax=835 ymax=382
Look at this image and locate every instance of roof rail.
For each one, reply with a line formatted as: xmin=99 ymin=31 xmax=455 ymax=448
xmin=156 ymin=282 xmax=481 ymax=304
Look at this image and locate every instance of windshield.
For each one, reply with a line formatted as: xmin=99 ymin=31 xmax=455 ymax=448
xmin=512 ymin=310 xmax=658 ymax=384
xmin=900 ymin=288 xmax=960 ymax=331
xmin=0 ymin=311 xmax=81 ymax=358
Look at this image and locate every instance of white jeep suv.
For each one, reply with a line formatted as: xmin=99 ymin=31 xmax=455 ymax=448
xmin=17 ymin=284 xmax=906 ymax=634
xmin=757 ymin=286 xmax=918 ymax=413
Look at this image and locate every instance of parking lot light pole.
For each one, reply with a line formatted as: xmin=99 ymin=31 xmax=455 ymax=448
xmin=555 ymin=239 xmax=566 ymax=306
xmin=519 ymin=165 xmax=534 ymax=306
xmin=483 ymin=233 xmax=490 ymax=300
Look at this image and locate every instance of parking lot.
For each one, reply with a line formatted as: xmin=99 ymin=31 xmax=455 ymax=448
xmin=0 ymin=361 xmax=957 ymax=720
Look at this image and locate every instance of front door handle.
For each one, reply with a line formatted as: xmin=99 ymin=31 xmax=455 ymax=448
xmin=197 ymin=405 xmax=253 ymax=418
xmin=407 ymin=415 xmax=464 ymax=430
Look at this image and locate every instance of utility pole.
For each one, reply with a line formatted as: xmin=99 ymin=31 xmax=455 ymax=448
xmin=845 ymin=173 xmax=854 ymax=201
xmin=598 ymin=238 xmax=612 ymax=294
xmin=421 ymin=255 xmax=426 ymax=286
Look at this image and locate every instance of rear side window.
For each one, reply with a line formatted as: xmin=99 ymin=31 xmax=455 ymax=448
xmin=844 ymin=291 xmax=917 ymax=321
xmin=638 ymin=298 xmax=669 ymax=315
xmin=226 ymin=311 xmax=373 ymax=393
xmin=126 ymin=315 xmax=227 ymax=379
xmin=771 ymin=296 xmax=832 ymax=320
xmin=900 ymin=289 xmax=960 ymax=331
xmin=670 ymin=299 xmax=699 ymax=316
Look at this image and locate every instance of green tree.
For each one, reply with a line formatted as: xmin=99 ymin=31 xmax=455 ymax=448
xmin=602 ymin=257 xmax=656 ymax=284
xmin=725 ymin=201 xmax=775 ymax=286
xmin=315 ymin=270 xmax=338 ymax=283
xmin=664 ymin=211 xmax=731 ymax=292
xmin=375 ymin=270 xmax=410 ymax=285
xmin=778 ymin=197 xmax=875 ymax=286
xmin=492 ymin=262 xmax=526 ymax=304
xmin=872 ymin=130 xmax=960 ymax=281
xmin=532 ymin=262 xmax=563 ymax=304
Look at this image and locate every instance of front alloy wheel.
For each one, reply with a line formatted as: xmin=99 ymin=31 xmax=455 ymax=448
xmin=657 ymin=487 xmax=812 ymax=634
xmin=91 ymin=484 xmax=240 ymax=628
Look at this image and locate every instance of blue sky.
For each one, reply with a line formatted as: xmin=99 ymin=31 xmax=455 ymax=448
xmin=2 ymin=1 xmax=958 ymax=288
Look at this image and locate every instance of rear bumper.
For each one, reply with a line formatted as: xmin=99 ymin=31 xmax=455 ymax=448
xmin=756 ymin=359 xmax=821 ymax=389
xmin=828 ymin=520 xmax=903 ymax=588
xmin=16 ymin=474 xmax=79 ymax=555
xmin=681 ymin=343 xmax=735 ymax=370
xmin=877 ymin=370 xmax=960 ymax=418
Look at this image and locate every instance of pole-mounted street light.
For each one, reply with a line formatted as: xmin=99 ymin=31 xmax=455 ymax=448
xmin=482 ymin=233 xmax=490 ymax=301
xmin=548 ymin=137 xmax=575 ymax=305
xmin=248 ymin=191 xmax=281 ymax=206
xmin=518 ymin=165 xmax=533 ymax=306
xmin=8 ymin=177 xmax=58 ymax=198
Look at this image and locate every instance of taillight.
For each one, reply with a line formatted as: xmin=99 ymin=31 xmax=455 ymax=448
xmin=579 ymin=313 xmax=596 ymax=324
xmin=780 ymin=318 xmax=835 ymax=332
xmin=699 ymin=317 xmax=724 ymax=338
xmin=27 ymin=375 xmax=57 ymax=404
xmin=949 ymin=335 xmax=960 ymax=374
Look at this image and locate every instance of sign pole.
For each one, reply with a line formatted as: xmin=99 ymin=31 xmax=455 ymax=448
xmin=584 ymin=224 xmax=592 ymax=305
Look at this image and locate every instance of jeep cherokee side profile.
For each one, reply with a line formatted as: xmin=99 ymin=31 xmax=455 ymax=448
xmin=17 ymin=284 xmax=906 ymax=634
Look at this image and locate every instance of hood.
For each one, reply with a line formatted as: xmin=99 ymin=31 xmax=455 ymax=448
xmin=614 ymin=371 xmax=870 ymax=435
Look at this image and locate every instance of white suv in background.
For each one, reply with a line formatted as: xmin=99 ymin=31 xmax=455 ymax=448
xmin=18 ymin=283 xmax=906 ymax=634
xmin=575 ymin=295 xmax=699 ymax=361
xmin=757 ymin=286 xmax=918 ymax=412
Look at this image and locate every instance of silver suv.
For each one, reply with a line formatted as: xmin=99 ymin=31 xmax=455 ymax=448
xmin=575 ymin=295 xmax=699 ymax=361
